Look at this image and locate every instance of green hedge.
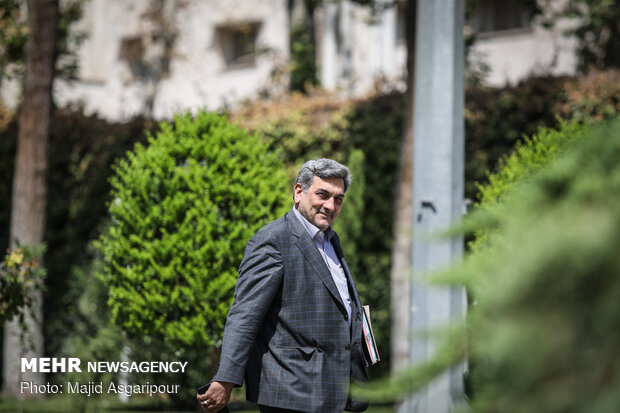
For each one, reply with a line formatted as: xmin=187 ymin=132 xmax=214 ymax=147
xmin=96 ymin=111 xmax=289 ymax=347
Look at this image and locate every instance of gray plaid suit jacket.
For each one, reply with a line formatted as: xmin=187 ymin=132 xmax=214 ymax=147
xmin=212 ymin=208 xmax=369 ymax=412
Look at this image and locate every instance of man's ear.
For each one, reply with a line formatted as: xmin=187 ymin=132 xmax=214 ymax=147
xmin=293 ymin=183 xmax=303 ymax=204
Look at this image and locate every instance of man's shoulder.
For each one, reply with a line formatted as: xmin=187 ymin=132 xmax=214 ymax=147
xmin=253 ymin=211 xmax=293 ymax=239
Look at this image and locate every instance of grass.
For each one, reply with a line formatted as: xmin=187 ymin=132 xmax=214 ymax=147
xmin=0 ymin=396 xmax=396 ymax=413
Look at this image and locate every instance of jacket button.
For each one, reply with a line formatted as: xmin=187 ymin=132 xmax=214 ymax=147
xmin=344 ymin=314 xmax=349 ymax=321
xmin=345 ymin=344 xmax=351 ymax=350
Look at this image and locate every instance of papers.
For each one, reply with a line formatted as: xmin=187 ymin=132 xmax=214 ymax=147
xmin=361 ymin=305 xmax=380 ymax=366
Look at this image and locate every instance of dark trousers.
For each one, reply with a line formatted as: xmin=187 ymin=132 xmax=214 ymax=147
xmin=257 ymin=405 xmax=306 ymax=413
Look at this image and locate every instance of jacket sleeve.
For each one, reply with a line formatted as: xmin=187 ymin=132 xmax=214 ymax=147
xmin=211 ymin=229 xmax=284 ymax=385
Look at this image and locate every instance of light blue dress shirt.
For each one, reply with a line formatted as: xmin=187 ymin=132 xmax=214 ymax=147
xmin=293 ymin=207 xmax=352 ymax=326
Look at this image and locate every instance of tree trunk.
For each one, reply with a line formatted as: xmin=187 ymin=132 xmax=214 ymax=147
xmin=3 ymin=0 xmax=58 ymax=397
xmin=390 ymin=0 xmax=415 ymax=374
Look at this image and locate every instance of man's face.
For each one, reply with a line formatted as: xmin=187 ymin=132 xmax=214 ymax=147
xmin=294 ymin=176 xmax=345 ymax=231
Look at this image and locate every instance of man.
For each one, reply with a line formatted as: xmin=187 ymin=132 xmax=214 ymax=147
xmin=197 ymin=158 xmax=369 ymax=413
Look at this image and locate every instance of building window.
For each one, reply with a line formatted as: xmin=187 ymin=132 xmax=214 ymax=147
xmin=119 ymin=36 xmax=146 ymax=79
xmin=216 ymin=22 xmax=261 ymax=68
xmin=471 ymin=0 xmax=532 ymax=35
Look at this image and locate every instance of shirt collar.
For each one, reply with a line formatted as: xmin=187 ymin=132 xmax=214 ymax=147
xmin=293 ymin=206 xmax=334 ymax=242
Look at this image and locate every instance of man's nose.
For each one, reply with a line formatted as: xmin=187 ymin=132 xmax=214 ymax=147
xmin=323 ymin=197 xmax=335 ymax=210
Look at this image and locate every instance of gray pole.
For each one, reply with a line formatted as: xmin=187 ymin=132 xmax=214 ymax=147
xmin=399 ymin=0 xmax=467 ymax=412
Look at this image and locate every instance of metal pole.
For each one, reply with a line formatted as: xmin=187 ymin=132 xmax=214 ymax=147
xmin=399 ymin=0 xmax=466 ymax=412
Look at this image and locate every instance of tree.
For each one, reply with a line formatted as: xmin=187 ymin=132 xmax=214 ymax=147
xmin=134 ymin=0 xmax=180 ymax=117
xmin=3 ymin=0 xmax=59 ymax=396
xmin=96 ymin=111 xmax=289 ymax=349
xmin=525 ymin=0 xmax=620 ymax=72
xmin=289 ymin=0 xmax=319 ymax=92
xmin=560 ymin=0 xmax=620 ymax=71
xmin=389 ymin=0 xmax=416 ymax=374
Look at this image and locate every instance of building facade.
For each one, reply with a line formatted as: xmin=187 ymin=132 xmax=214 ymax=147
xmin=54 ymin=0 xmax=290 ymax=120
xmin=1 ymin=0 xmax=578 ymax=121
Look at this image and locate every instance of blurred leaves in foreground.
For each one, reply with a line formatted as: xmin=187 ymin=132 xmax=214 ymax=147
xmin=356 ymin=117 xmax=620 ymax=412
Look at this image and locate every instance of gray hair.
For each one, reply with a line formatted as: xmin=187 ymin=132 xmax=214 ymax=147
xmin=295 ymin=158 xmax=352 ymax=193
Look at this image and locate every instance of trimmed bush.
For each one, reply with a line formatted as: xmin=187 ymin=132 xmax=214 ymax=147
xmin=471 ymin=120 xmax=590 ymax=251
xmin=96 ymin=111 xmax=289 ymax=347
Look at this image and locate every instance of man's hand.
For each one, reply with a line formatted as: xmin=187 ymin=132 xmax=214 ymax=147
xmin=197 ymin=381 xmax=234 ymax=412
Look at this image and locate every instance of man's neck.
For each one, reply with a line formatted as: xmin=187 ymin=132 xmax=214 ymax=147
xmin=292 ymin=206 xmax=332 ymax=239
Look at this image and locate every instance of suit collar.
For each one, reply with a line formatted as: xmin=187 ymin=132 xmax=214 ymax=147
xmin=289 ymin=207 xmax=335 ymax=241
xmin=285 ymin=208 xmax=306 ymax=239
xmin=285 ymin=209 xmax=348 ymax=313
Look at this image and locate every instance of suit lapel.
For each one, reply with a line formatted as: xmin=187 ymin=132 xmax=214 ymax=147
xmin=332 ymin=233 xmax=366 ymax=347
xmin=331 ymin=233 xmax=363 ymax=310
xmin=285 ymin=210 xmax=346 ymax=312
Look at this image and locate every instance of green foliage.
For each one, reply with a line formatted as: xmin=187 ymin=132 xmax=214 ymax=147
xmin=475 ymin=120 xmax=587 ymax=208
xmin=556 ymin=68 xmax=620 ymax=123
xmin=561 ymin=0 xmax=620 ymax=71
xmin=59 ymin=245 xmax=216 ymax=408
xmin=464 ymin=75 xmax=570 ymax=197
xmin=2 ymin=66 xmax=619 ymax=392
xmin=0 ymin=0 xmax=28 ymax=84
xmin=356 ymin=115 xmax=620 ymax=412
xmin=353 ymin=119 xmax=591 ymax=402
xmin=0 ymin=0 xmax=85 ymax=85
xmin=471 ymin=120 xmax=590 ymax=250
xmin=458 ymin=117 xmax=620 ymax=413
xmin=96 ymin=111 xmax=288 ymax=348
xmin=0 ymin=242 xmax=45 ymax=327
xmin=55 ymin=0 xmax=87 ymax=79
xmin=44 ymin=109 xmax=154 ymax=358
xmin=333 ymin=149 xmax=366 ymax=273
xmin=361 ymin=112 xmax=620 ymax=412
xmin=0 ymin=107 xmax=17 ymax=251
xmin=59 ymin=250 xmax=126 ymax=411
xmin=289 ymin=22 xmax=318 ymax=92
xmin=519 ymin=0 xmax=620 ymax=72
